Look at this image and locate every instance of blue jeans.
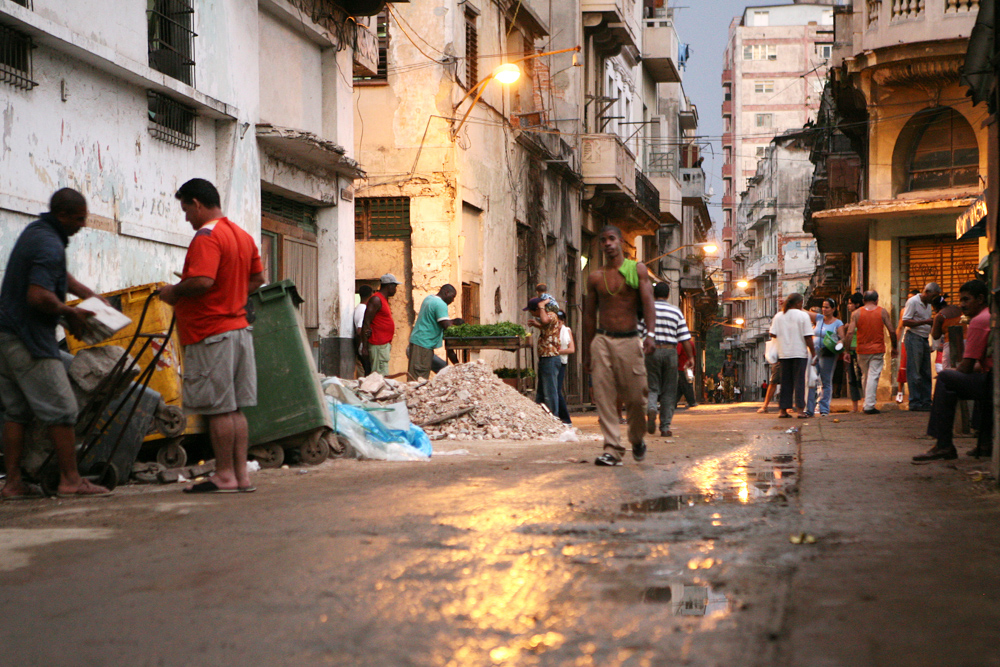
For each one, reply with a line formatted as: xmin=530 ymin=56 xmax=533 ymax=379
xmin=535 ymin=356 xmax=561 ymax=417
xmin=905 ymin=333 xmax=932 ymax=409
xmin=806 ymin=354 xmax=837 ymax=416
xmin=556 ymin=362 xmax=571 ymax=424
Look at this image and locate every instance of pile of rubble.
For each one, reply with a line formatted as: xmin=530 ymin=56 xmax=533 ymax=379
xmin=342 ymin=361 xmax=568 ymax=440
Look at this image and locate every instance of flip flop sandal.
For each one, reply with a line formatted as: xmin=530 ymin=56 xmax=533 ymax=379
xmin=2 ymin=483 xmax=45 ymax=501
xmin=183 ymin=480 xmax=238 ymax=494
xmin=238 ymin=486 xmax=257 ymax=493
xmin=56 ymin=486 xmax=113 ymax=499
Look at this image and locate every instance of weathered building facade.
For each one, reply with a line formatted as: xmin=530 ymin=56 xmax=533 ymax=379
xmin=731 ymin=130 xmax=818 ymax=391
xmin=354 ymin=0 xmax=584 ymax=384
xmin=720 ymin=1 xmax=835 ymax=319
xmin=0 ymin=0 xmax=370 ymax=375
xmin=354 ymin=0 xmax=705 ymax=401
xmin=806 ymin=0 xmax=988 ymax=400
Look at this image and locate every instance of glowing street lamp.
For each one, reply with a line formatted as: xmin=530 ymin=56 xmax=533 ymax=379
xmin=736 ymin=279 xmax=749 ymax=289
xmin=452 ymin=46 xmax=581 ymax=138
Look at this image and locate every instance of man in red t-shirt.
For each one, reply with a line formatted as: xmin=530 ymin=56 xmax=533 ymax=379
xmin=160 ymin=179 xmax=265 ymax=493
xmin=360 ymin=274 xmax=401 ymax=376
xmin=914 ymin=279 xmax=992 ymax=462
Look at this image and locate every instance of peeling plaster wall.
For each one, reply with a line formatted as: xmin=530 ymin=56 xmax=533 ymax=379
xmin=31 ymin=0 xmax=147 ymax=64
xmin=353 ymin=0 xmax=584 ymax=376
xmin=259 ymin=13 xmax=323 ymax=136
xmin=0 ymin=51 xmax=223 ymax=290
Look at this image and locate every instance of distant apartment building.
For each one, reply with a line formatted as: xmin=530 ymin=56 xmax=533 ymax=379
xmin=720 ymin=1 xmax=836 ymax=308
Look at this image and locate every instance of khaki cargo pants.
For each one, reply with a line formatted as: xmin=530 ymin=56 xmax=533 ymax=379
xmin=591 ymin=333 xmax=648 ymax=460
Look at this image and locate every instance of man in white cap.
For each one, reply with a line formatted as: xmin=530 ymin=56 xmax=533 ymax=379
xmin=360 ymin=273 xmax=401 ymax=376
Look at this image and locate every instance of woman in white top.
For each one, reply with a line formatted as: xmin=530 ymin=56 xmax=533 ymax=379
xmin=768 ymin=293 xmax=816 ymax=419
xmin=556 ymin=311 xmax=575 ymax=425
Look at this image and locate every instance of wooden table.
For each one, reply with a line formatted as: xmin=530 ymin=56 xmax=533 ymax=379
xmin=443 ymin=336 xmax=534 ymax=394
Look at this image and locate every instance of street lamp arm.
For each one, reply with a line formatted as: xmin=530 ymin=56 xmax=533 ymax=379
xmin=646 ymin=242 xmax=717 ymax=266
xmin=451 ymin=46 xmax=581 ymax=140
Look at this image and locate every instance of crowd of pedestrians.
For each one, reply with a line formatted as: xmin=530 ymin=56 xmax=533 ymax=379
xmin=756 ymin=280 xmax=993 ymax=463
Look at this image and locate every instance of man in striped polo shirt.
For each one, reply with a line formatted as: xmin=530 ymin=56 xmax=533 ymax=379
xmin=644 ymin=282 xmax=695 ymax=437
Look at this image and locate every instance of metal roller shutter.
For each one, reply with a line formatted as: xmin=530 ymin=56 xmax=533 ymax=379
xmin=901 ymin=236 xmax=981 ymax=300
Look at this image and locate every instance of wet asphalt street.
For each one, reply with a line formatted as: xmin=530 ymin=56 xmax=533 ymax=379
xmin=1 ymin=403 xmax=998 ymax=667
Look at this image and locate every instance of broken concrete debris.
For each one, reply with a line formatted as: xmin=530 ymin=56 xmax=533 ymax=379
xmin=339 ymin=361 xmax=568 ymax=441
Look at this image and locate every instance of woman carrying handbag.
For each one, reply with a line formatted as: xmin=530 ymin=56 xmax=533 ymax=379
xmin=804 ymin=298 xmax=844 ymax=417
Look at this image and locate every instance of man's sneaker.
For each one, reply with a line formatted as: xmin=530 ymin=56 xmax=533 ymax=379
xmin=646 ymin=409 xmax=657 ymax=435
xmin=595 ymin=453 xmax=623 ymax=466
xmin=632 ymin=441 xmax=647 ymax=462
xmin=912 ymin=446 xmax=958 ymax=463
xmin=864 ymin=408 xmax=881 ymax=415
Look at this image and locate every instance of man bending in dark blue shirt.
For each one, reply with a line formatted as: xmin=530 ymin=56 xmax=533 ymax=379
xmin=0 ymin=188 xmax=110 ymax=499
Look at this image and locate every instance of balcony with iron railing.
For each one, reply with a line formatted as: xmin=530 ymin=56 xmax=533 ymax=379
xmin=859 ymin=0 xmax=978 ymax=53
xmin=644 ymin=146 xmax=682 ymax=223
xmin=635 ymin=169 xmax=661 ymax=220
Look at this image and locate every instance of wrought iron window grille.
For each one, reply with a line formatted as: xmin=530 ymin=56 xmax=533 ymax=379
xmin=355 ymin=197 xmax=410 ymax=240
xmin=147 ymin=90 xmax=198 ymax=150
xmin=0 ymin=22 xmax=37 ymax=91
xmin=147 ymin=0 xmax=196 ymax=86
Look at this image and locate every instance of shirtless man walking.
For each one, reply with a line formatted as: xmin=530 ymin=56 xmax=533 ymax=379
xmin=583 ymin=225 xmax=657 ymax=466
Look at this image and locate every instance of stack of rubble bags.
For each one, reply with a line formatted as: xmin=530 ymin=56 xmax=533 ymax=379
xmin=337 ymin=360 xmax=570 ymax=442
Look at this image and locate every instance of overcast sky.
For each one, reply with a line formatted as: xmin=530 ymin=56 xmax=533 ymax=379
xmin=672 ymin=0 xmax=754 ymax=231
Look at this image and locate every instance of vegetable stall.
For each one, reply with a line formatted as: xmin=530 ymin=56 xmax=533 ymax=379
xmin=443 ymin=322 xmax=535 ymax=395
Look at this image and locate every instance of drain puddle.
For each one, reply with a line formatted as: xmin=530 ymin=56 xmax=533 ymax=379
xmin=641 ymin=582 xmax=733 ymax=617
xmin=623 ymin=453 xmax=799 ymax=513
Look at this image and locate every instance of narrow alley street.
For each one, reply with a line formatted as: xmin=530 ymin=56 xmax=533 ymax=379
xmin=2 ymin=403 xmax=997 ymax=666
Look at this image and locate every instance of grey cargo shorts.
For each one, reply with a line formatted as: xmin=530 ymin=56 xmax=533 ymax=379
xmin=182 ymin=328 xmax=257 ymax=415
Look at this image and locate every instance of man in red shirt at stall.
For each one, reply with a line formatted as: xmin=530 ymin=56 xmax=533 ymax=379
xmin=160 ymin=179 xmax=265 ymax=493
xmin=913 ymin=279 xmax=992 ymax=462
xmin=360 ymin=274 xmax=401 ymax=376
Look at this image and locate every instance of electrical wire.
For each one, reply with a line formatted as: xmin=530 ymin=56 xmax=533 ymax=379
xmin=385 ymin=3 xmax=450 ymax=57
xmin=384 ymin=4 xmax=450 ymax=65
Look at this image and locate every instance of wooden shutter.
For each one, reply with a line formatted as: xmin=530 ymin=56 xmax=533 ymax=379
xmin=465 ymin=11 xmax=478 ymax=89
xmin=283 ymin=237 xmax=319 ymax=328
xmin=462 ymin=282 xmax=481 ymax=325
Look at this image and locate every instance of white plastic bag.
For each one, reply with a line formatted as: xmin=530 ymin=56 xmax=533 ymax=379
xmin=807 ymin=362 xmax=820 ymax=388
xmin=764 ymin=339 xmax=779 ymax=365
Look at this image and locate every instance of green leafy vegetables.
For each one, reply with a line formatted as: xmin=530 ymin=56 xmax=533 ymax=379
xmin=444 ymin=321 xmax=527 ymax=338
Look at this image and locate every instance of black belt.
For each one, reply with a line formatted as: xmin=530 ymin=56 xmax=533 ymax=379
xmin=595 ymin=329 xmax=639 ymax=338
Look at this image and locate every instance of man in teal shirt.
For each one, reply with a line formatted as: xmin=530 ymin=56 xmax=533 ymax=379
xmin=407 ymin=284 xmax=463 ymax=379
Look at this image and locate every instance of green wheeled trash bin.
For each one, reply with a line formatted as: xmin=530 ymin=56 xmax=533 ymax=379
xmin=243 ymin=280 xmax=334 ymax=468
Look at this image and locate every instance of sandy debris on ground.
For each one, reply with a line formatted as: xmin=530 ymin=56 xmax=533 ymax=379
xmin=342 ymin=361 xmax=568 ymax=440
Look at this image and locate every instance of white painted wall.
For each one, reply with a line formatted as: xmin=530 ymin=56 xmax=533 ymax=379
xmin=0 ymin=0 xmax=362 ymax=365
